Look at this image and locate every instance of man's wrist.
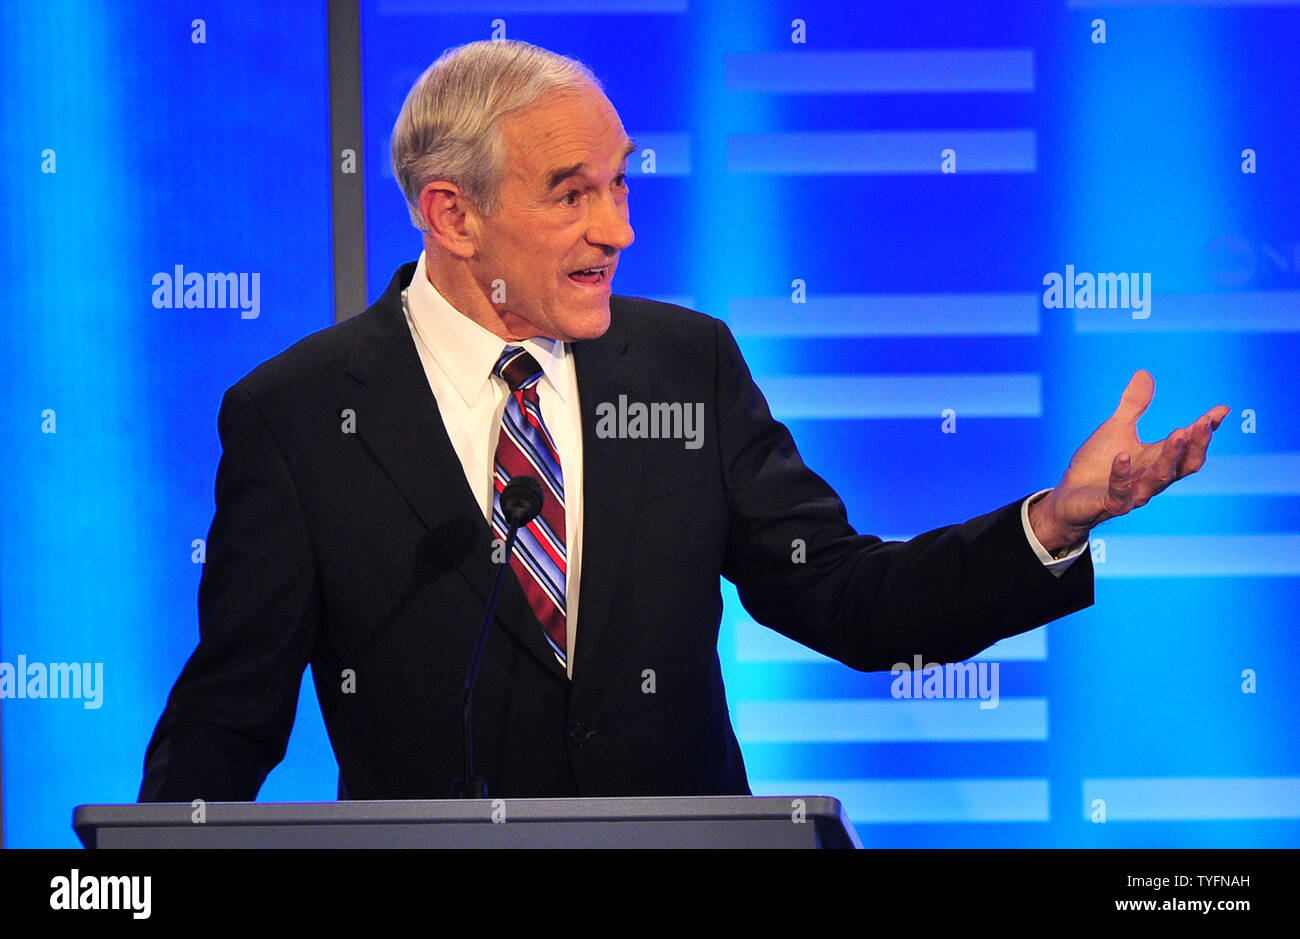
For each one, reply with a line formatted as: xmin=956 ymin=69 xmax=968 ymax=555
xmin=1028 ymin=491 xmax=1089 ymax=557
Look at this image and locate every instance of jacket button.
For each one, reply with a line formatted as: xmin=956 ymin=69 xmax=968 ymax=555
xmin=568 ymin=723 xmax=590 ymax=747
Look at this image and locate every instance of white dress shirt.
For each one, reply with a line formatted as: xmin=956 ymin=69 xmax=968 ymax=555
xmin=401 ymin=251 xmax=1085 ymax=677
xmin=402 ymin=253 xmax=585 ymax=675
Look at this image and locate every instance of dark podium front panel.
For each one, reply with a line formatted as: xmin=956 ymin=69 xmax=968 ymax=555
xmin=75 ymin=795 xmax=860 ymax=849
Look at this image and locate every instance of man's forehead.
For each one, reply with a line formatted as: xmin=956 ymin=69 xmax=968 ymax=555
xmin=500 ymin=88 xmax=634 ymax=180
xmin=540 ymin=139 xmax=637 ymax=189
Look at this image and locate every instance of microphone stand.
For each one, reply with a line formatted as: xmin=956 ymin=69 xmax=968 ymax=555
xmin=453 ymin=477 xmax=542 ymax=798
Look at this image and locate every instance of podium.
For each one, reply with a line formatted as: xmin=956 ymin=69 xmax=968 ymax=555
xmin=74 ymin=795 xmax=860 ymax=848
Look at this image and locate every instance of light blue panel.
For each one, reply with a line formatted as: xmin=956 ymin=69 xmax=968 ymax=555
xmin=728 ymin=130 xmax=1037 ymax=175
xmin=1092 ymin=535 xmax=1300 ymax=577
xmin=1073 ymin=289 xmax=1300 ymax=332
xmin=729 ymin=292 xmax=1040 ymax=336
xmin=1157 ymin=454 xmax=1300 ymax=496
xmin=754 ymin=778 xmax=1051 ymax=824
xmin=1082 ymin=777 xmax=1300 ymax=821
xmin=736 ymin=699 xmax=1048 ymax=742
xmin=757 ymin=373 xmax=1042 ymax=419
xmin=735 ymin=619 xmax=1048 ymax=663
xmin=725 ymin=49 xmax=1036 ymax=93
xmin=626 ymin=133 xmax=691 ymax=176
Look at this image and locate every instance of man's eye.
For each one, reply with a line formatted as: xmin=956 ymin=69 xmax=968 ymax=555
xmin=560 ymin=190 xmax=579 ymax=206
xmin=614 ymin=174 xmax=627 ymax=188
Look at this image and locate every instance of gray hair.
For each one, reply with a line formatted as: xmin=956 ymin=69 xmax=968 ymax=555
xmin=390 ymin=40 xmax=602 ymax=232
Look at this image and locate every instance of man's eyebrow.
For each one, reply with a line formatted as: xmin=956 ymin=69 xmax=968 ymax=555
xmin=546 ymin=162 xmax=587 ymax=192
xmin=545 ymin=140 xmax=637 ymax=192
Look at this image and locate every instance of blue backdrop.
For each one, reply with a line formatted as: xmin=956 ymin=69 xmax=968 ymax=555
xmin=2 ymin=0 xmax=1297 ymax=847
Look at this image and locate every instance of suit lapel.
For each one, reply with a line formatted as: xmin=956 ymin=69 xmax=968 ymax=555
xmin=570 ymin=308 xmax=647 ymax=693
xmin=342 ymin=263 xmax=567 ymax=681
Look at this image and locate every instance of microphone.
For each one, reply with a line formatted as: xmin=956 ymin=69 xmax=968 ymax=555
xmin=499 ymin=475 xmax=543 ymax=529
xmin=453 ymin=476 xmax=544 ymax=798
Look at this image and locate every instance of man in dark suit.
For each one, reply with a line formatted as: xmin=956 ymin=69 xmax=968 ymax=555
xmin=139 ymin=40 xmax=1228 ymax=803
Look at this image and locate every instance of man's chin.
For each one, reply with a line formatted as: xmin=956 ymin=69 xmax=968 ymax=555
xmin=563 ymin=306 xmax=612 ymax=342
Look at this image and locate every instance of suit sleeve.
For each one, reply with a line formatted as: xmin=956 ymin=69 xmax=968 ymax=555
xmin=713 ymin=318 xmax=1093 ymax=671
xmin=138 ymin=384 xmax=321 ymax=802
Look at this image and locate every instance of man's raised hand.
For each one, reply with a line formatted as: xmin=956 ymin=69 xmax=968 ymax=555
xmin=1028 ymin=370 xmax=1230 ymax=555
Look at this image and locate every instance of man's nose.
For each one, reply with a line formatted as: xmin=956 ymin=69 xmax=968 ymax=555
xmin=588 ymin=194 xmax=634 ymax=252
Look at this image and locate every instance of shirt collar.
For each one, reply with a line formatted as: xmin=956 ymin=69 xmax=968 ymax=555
xmin=404 ymin=251 xmax=571 ymax=407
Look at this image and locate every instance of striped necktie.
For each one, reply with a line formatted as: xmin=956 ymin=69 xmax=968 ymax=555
xmin=491 ymin=346 xmax=568 ymax=669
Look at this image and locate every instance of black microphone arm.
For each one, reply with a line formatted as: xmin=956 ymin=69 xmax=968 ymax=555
xmin=453 ymin=475 xmax=545 ymax=798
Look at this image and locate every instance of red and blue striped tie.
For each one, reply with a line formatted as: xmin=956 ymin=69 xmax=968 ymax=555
xmin=491 ymin=347 xmax=568 ymax=669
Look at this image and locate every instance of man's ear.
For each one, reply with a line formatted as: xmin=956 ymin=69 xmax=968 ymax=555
xmin=419 ymin=182 xmax=479 ymax=259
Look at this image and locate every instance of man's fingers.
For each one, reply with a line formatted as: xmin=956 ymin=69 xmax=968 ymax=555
xmin=1150 ymin=428 xmax=1188 ymax=491
xmin=1101 ymin=393 xmax=1227 ymax=512
xmin=1181 ymin=409 xmax=1227 ymax=475
xmin=1179 ymin=415 xmax=1212 ymax=475
xmin=1113 ymin=370 xmax=1155 ymax=425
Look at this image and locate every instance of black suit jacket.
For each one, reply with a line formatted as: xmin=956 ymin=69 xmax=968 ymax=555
xmin=139 ymin=262 xmax=1093 ymax=802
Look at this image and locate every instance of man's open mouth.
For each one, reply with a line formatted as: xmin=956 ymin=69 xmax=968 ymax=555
xmin=569 ymin=265 xmax=609 ymax=285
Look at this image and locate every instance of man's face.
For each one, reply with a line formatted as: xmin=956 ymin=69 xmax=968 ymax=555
xmin=469 ymin=82 xmax=635 ymax=342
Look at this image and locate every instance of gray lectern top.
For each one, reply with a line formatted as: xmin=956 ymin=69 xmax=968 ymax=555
xmin=75 ymin=795 xmax=860 ymax=849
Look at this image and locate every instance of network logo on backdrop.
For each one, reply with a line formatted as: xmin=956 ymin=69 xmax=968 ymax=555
xmin=1203 ymin=233 xmax=1300 ymax=289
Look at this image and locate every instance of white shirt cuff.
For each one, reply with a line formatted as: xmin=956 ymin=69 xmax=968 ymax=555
xmin=1021 ymin=489 xmax=1088 ymax=578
